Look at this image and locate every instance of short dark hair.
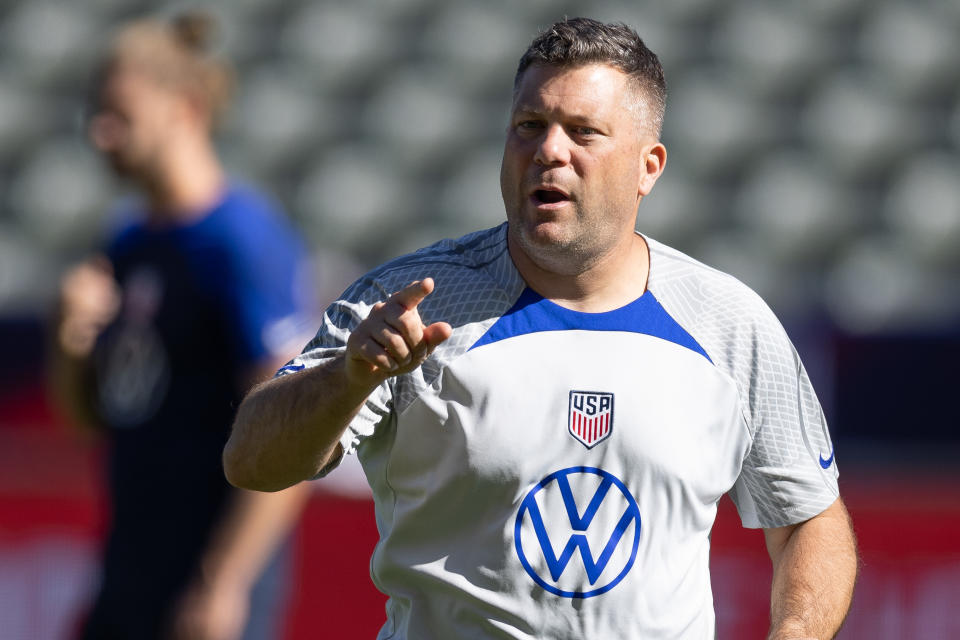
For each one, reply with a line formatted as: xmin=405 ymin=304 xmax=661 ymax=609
xmin=514 ymin=17 xmax=666 ymax=136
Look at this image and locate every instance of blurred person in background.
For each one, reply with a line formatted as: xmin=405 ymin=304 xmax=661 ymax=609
xmin=49 ymin=12 xmax=314 ymax=640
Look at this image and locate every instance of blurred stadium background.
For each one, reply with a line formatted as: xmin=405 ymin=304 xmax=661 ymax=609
xmin=0 ymin=0 xmax=958 ymax=638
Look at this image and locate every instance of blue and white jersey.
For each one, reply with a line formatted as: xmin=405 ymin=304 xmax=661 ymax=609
xmin=281 ymin=223 xmax=839 ymax=639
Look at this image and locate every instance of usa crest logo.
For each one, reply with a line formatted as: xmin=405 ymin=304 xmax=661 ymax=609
xmin=568 ymin=391 xmax=614 ymax=449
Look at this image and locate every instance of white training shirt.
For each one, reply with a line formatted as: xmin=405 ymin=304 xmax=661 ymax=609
xmin=279 ymin=223 xmax=839 ymax=640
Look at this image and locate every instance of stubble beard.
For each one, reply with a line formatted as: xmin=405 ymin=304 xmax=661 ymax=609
xmin=508 ymin=203 xmax=615 ymax=277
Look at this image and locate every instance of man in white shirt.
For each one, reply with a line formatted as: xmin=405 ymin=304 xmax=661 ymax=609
xmin=224 ymin=17 xmax=857 ymax=640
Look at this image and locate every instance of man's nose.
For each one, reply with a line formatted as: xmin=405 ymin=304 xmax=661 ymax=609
xmin=533 ymin=124 xmax=572 ymax=167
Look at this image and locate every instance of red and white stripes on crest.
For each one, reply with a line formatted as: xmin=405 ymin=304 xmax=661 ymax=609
xmin=572 ymin=411 xmax=610 ymax=443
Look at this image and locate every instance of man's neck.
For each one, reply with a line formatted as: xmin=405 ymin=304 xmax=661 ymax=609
xmin=142 ymin=134 xmax=225 ymax=226
xmin=508 ymin=230 xmax=650 ymax=313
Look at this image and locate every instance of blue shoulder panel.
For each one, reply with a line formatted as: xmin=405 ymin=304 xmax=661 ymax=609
xmin=469 ymin=287 xmax=712 ymax=363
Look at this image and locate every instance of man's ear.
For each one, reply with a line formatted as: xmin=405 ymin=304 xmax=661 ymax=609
xmin=638 ymin=142 xmax=667 ymax=197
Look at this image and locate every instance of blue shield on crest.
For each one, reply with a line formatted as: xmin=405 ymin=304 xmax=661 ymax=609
xmin=568 ymin=391 xmax=614 ymax=449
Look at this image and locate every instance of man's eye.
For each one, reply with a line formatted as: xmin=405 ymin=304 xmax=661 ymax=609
xmin=575 ymin=126 xmax=597 ymax=136
xmin=517 ymin=120 xmax=542 ymax=130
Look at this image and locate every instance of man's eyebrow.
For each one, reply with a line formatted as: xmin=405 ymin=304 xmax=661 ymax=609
xmin=511 ymin=104 xmax=602 ymax=124
xmin=511 ymin=103 xmax=542 ymax=115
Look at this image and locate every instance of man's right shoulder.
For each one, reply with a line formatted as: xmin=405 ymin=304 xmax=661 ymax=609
xmin=299 ymin=223 xmax=520 ymax=368
xmin=321 ymin=223 xmax=522 ymax=337
xmin=341 ymin=224 xmax=515 ymax=303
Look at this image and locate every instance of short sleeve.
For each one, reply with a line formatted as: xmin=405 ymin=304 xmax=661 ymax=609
xmin=635 ymin=238 xmax=841 ymax=530
xmin=729 ymin=313 xmax=840 ymax=529
xmin=275 ymin=287 xmax=393 ymax=476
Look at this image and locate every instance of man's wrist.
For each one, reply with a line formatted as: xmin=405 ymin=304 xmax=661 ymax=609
xmin=340 ymin=353 xmax=390 ymax=396
xmin=198 ymin=551 xmax=255 ymax=592
xmin=768 ymin=625 xmax=819 ymax=640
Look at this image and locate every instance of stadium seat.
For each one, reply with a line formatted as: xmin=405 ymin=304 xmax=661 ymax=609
xmin=663 ymin=72 xmax=780 ymax=178
xmin=0 ymin=72 xmax=52 ymax=161
xmin=825 ymin=236 xmax=955 ymax=332
xmin=295 ymin=144 xmax=419 ymax=251
xmin=209 ymin=0 xmax=283 ymax=19
xmin=0 ymin=1 xmax=101 ymax=87
xmin=200 ymin=5 xmax=266 ymax=66
xmin=951 ymin=98 xmax=960 ymax=151
xmin=655 ymin=0 xmax=722 ymax=23
xmin=884 ymin=153 xmax=960 ymax=266
xmin=801 ymin=72 xmax=924 ymax=178
xmin=279 ymin=2 xmax=400 ymax=90
xmin=711 ymin=3 xmax=834 ymax=97
xmin=436 ymin=144 xmax=509 ymax=233
xmin=7 ymin=140 xmax=112 ymax=253
xmin=734 ymin=151 xmax=862 ymax=265
xmin=360 ymin=67 xmax=478 ymax=169
xmin=0 ymin=224 xmax=60 ymax=310
xmin=419 ymin=3 xmax=528 ymax=91
xmin=797 ymin=0 xmax=870 ymax=27
xmin=228 ymin=64 xmax=330 ymax=175
xmin=858 ymin=4 xmax=960 ymax=100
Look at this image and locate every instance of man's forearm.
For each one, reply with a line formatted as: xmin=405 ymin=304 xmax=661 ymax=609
xmin=223 ymin=356 xmax=375 ymax=492
xmin=47 ymin=337 xmax=104 ymax=434
xmin=225 ymin=278 xmax=451 ymax=492
xmin=766 ymin=498 xmax=858 ymax=640
xmin=199 ymin=483 xmax=312 ymax=588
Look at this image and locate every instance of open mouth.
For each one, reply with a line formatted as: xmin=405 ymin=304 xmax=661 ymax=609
xmin=532 ymin=188 xmax=570 ymax=205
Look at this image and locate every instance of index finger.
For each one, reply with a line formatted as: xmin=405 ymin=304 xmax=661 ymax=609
xmin=390 ymin=278 xmax=436 ymax=311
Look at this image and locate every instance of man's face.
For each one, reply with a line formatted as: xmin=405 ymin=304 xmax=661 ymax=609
xmin=500 ymin=63 xmax=656 ymax=274
xmin=87 ymin=66 xmax=180 ymax=179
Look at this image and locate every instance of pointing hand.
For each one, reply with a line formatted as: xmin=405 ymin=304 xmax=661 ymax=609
xmin=345 ymin=278 xmax=452 ymax=385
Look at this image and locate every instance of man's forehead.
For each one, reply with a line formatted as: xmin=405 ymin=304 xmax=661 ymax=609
xmin=512 ymin=63 xmax=633 ymax=110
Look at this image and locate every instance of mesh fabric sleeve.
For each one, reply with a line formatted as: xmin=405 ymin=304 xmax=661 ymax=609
xmin=645 ymin=237 xmax=840 ymax=529
xmin=726 ymin=309 xmax=840 ymax=529
xmin=275 ymin=288 xmax=394 ymax=476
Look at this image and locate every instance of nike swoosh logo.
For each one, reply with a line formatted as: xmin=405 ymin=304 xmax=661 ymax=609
xmin=819 ymin=449 xmax=835 ymax=469
xmin=277 ymin=363 xmax=306 ymax=375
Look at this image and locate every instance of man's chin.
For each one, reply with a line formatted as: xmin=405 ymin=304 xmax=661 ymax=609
xmin=510 ymin=223 xmax=590 ymax=274
xmin=518 ymin=218 xmax=572 ymax=245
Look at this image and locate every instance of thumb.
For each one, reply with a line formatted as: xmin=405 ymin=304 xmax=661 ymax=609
xmin=422 ymin=321 xmax=453 ymax=349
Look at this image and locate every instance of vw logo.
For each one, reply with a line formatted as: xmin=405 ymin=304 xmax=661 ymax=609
xmin=514 ymin=466 xmax=641 ymax=598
